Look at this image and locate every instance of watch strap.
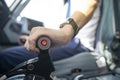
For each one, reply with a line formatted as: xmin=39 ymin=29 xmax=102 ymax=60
xmin=60 ymin=18 xmax=79 ymax=38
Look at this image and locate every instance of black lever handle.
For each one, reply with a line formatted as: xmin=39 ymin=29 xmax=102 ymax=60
xmin=35 ymin=36 xmax=55 ymax=80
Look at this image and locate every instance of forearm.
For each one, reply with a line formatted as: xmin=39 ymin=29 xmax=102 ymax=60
xmin=60 ymin=0 xmax=99 ymax=43
xmin=71 ymin=0 xmax=99 ymax=28
xmin=39 ymin=27 xmax=74 ymax=45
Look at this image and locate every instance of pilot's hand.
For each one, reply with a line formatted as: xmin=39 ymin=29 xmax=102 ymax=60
xmin=24 ymin=26 xmax=73 ymax=53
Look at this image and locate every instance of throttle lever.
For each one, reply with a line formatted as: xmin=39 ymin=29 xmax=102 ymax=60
xmin=36 ymin=36 xmax=55 ymax=80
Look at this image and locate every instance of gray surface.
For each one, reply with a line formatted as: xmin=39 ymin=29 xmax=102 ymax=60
xmin=52 ymin=52 xmax=100 ymax=76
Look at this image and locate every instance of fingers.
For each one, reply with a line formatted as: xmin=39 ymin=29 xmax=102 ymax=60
xmin=24 ymin=27 xmax=42 ymax=53
xmin=24 ymin=36 xmax=40 ymax=53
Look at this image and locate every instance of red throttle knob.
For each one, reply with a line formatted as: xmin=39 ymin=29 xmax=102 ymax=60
xmin=37 ymin=36 xmax=51 ymax=50
xmin=41 ymin=39 xmax=47 ymax=46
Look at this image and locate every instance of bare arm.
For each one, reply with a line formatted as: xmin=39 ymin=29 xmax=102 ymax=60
xmin=58 ymin=0 xmax=99 ymax=43
xmin=24 ymin=0 xmax=99 ymax=52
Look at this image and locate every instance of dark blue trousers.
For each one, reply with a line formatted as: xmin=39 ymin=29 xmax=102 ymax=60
xmin=0 ymin=38 xmax=89 ymax=74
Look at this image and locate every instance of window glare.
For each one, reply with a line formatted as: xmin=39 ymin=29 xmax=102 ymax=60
xmin=20 ymin=0 xmax=65 ymax=28
xmin=4 ymin=0 xmax=15 ymax=7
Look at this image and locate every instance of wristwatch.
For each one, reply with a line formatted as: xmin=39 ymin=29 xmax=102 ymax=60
xmin=60 ymin=18 xmax=79 ymax=38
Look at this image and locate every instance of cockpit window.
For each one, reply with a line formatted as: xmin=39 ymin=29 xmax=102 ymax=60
xmin=4 ymin=0 xmax=22 ymax=12
xmin=4 ymin=0 xmax=15 ymax=8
